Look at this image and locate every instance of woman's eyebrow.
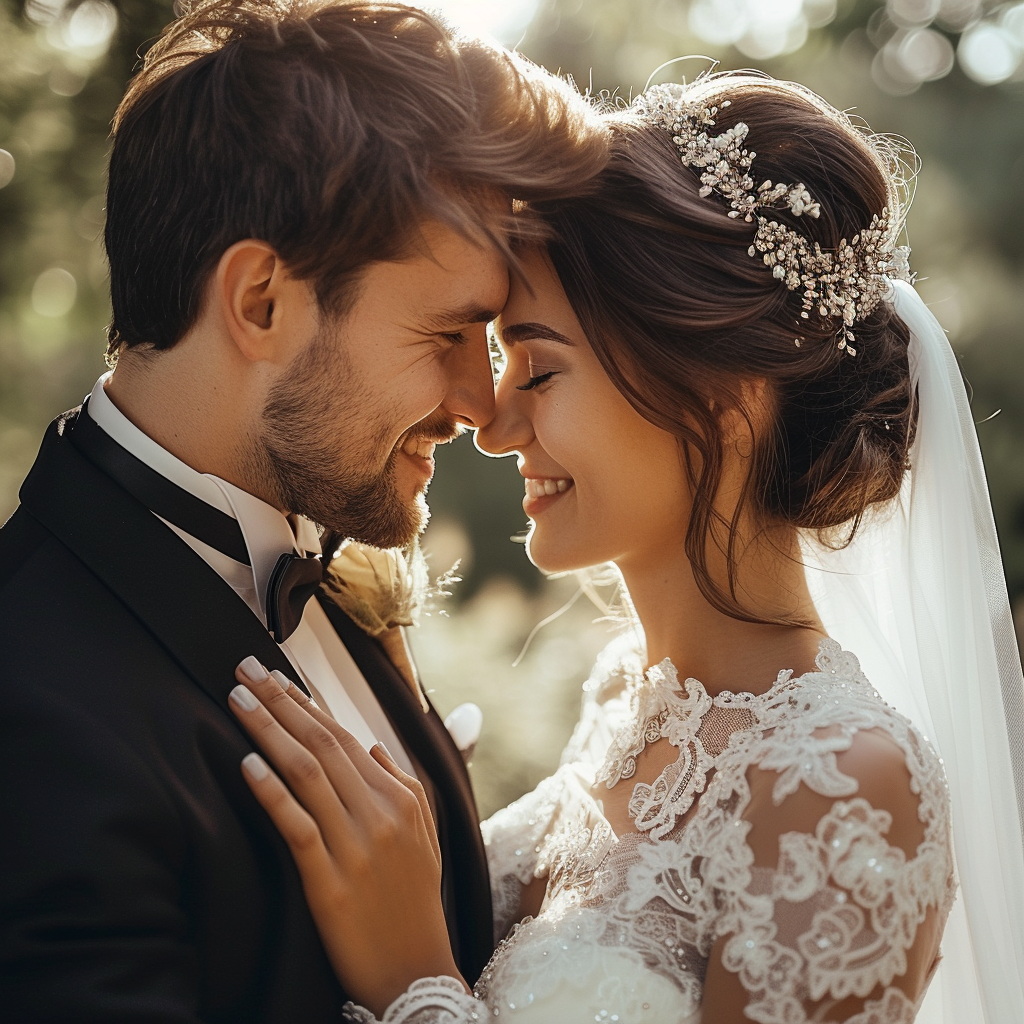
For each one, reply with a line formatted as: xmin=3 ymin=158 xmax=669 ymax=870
xmin=499 ymin=321 xmax=575 ymax=346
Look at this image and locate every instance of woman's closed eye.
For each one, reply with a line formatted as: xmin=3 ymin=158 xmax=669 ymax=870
xmin=516 ymin=370 xmax=558 ymax=391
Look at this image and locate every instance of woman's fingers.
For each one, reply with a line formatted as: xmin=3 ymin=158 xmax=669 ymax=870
xmin=371 ymin=743 xmax=442 ymax=869
xmin=234 ymin=659 xmax=384 ymax=819
xmin=240 ymin=752 xmax=338 ymax=888
xmin=234 ymin=660 xmax=434 ymax=840
xmin=228 ymin=682 xmax=353 ymax=838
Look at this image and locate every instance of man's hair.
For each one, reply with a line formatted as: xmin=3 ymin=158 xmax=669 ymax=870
xmin=105 ymin=0 xmax=607 ymax=354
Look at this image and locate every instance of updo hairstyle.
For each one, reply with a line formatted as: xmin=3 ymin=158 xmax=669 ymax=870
xmin=536 ymin=74 xmax=917 ymax=621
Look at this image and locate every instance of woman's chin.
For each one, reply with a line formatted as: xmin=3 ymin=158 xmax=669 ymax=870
xmin=525 ymin=529 xmax=597 ymax=576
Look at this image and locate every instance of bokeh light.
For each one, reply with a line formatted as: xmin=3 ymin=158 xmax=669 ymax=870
xmin=688 ymin=0 xmax=834 ymax=59
xmin=900 ymin=27 xmax=955 ymax=78
xmin=30 ymin=268 xmax=77 ymax=318
xmin=421 ymin=0 xmax=540 ymax=46
xmin=856 ymin=0 xmax=1024 ymax=92
xmin=935 ymin=0 xmax=981 ymax=33
xmin=67 ymin=0 xmax=117 ymax=47
xmin=889 ymin=0 xmax=941 ymax=27
xmin=0 ymin=151 xmax=15 ymax=189
xmin=24 ymin=0 xmax=66 ymax=26
xmin=958 ymin=20 xmax=1021 ymax=84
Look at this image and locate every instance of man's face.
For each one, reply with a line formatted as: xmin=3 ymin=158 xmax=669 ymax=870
xmin=254 ymin=219 xmax=508 ymax=548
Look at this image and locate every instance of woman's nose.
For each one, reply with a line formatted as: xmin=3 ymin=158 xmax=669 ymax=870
xmin=475 ymin=376 xmax=533 ymax=457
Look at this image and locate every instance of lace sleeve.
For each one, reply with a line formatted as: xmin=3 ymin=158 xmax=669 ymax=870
xmin=481 ymin=768 xmax=568 ymax=942
xmin=481 ymin=632 xmax=642 ymax=942
xmin=341 ymin=977 xmax=481 ymax=1024
xmin=701 ymin=721 xmax=956 ymax=1023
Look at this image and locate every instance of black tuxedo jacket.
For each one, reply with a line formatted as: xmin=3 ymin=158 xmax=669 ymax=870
xmin=0 ymin=409 xmax=493 ymax=1023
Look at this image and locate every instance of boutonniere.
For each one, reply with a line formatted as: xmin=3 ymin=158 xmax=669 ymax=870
xmin=322 ymin=538 xmax=429 ymax=637
xmin=321 ymin=538 xmax=459 ymax=711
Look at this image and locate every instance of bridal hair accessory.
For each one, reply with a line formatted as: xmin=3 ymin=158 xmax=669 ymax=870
xmin=631 ymin=84 xmax=913 ymax=355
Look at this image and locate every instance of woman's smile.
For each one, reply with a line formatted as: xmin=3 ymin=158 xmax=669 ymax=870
xmin=522 ymin=475 xmax=575 ymax=515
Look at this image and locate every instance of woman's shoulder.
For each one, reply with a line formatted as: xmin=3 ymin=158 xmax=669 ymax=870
xmin=722 ymin=639 xmax=953 ymax=879
xmin=733 ymin=638 xmax=945 ymax=781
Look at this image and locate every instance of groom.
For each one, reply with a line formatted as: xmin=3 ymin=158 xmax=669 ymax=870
xmin=0 ymin=1 xmax=605 ymax=1020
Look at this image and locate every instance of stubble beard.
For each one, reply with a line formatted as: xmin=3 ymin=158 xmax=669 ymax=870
xmin=247 ymin=325 xmax=427 ymax=549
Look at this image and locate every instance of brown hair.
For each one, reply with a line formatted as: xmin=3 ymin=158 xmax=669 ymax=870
xmin=104 ymin=0 xmax=607 ymax=355
xmin=536 ymin=75 xmax=916 ymax=622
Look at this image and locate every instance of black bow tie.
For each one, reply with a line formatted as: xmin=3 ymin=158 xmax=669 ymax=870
xmin=71 ymin=403 xmax=322 ymax=643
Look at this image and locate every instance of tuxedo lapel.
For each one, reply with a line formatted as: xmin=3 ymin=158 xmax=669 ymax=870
xmin=19 ymin=411 xmax=308 ymax=713
xmin=316 ymin=595 xmax=495 ymax=982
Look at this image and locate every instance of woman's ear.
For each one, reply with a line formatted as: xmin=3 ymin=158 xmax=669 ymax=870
xmin=213 ymin=240 xmax=311 ymax=364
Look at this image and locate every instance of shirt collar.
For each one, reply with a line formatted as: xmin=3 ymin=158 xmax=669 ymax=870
xmin=86 ymin=373 xmax=322 ymax=623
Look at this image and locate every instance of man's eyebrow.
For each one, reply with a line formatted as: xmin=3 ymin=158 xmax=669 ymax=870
xmin=498 ymin=322 xmax=575 ymax=347
xmin=423 ymin=306 xmax=499 ymax=331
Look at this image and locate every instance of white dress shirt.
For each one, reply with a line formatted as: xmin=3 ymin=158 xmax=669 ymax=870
xmin=86 ymin=374 xmax=417 ymax=777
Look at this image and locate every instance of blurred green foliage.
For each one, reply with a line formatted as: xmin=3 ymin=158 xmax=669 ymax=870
xmin=2 ymin=0 xmax=1023 ymax=616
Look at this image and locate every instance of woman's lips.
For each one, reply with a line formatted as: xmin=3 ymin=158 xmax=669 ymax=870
xmin=523 ymin=476 xmax=574 ymax=515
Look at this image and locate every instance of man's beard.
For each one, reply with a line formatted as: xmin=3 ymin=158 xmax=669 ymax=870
xmin=246 ymin=325 xmax=455 ymax=549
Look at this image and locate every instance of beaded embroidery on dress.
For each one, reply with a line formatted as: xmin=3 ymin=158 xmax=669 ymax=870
xmin=342 ymin=635 xmax=955 ymax=1024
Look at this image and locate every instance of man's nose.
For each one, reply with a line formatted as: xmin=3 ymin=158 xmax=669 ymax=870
xmin=443 ymin=336 xmax=496 ymax=430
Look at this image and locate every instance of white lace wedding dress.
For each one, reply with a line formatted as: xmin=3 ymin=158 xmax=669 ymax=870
xmin=344 ymin=635 xmax=956 ymax=1024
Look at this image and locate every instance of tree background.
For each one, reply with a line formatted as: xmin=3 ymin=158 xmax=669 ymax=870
xmin=2 ymin=0 xmax=1022 ymax=814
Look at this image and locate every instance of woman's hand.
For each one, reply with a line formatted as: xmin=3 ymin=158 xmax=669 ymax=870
xmin=228 ymin=656 xmax=466 ymax=1017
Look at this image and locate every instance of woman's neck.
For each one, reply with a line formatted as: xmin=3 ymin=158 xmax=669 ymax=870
xmin=617 ymin=529 xmax=828 ymax=698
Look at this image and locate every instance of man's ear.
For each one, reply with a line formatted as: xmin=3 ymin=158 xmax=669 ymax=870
xmin=213 ymin=240 xmax=305 ymax=364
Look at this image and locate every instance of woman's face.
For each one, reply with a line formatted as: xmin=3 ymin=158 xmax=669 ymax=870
xmin=476 ymin=248 xmax=690 ymax=575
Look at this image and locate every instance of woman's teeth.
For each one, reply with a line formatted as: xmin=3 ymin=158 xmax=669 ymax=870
xmin=525 ymin=478 xmax=573 ymax=498
xmin=401 ymin=437 xmax=436 ymax=459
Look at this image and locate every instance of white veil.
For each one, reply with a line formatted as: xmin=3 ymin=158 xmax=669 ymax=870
xmin=802 ymin=279 xmax=1024 ymax=1024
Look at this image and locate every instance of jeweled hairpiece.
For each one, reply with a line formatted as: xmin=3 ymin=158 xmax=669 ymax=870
xmin=632 ymin=84 xmax=913 ymax=356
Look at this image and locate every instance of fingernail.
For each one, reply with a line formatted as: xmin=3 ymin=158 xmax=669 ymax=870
xmin=270 ymin=669 xmax=292 ymax=692
xmin=242 ymin=752 xmax=269 ymax=781
xmin=229 ymin=684 xmax=260 ymax=712
xmin=239 ymin=656 xmax=268 ymax=683
xmin=375 ymin=742 xmax=396 ymax=762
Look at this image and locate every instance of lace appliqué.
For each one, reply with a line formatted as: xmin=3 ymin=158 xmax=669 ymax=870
xmin=481 ymin=767 xmax=578 ymax=942
xmin=697 ymin=642 xmax=955 ymax=1022
xmin=786 ymin=799 xmax=939 ymax=1001
xmin=596 ymin=657 xmax=767 ymax=840
xmin=540 ymin=810 xmax=616 ymax=901
xmin=596 ymin=659 xmax=712 ymax=789
xmin=341 ymin=977 xmax=481 ymax=1023
xmin=845 ymin=988 xmax=918 ymax=1024
xmin=481 ymin=634 xmax=642 ymax=943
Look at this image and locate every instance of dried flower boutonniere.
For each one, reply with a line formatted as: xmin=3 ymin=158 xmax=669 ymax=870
xmin=321 ymin=538 xmax=458 ymax=711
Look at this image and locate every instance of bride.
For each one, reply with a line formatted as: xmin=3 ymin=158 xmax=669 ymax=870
xmin=224 ymin=73 xmax=1024 ymax=1023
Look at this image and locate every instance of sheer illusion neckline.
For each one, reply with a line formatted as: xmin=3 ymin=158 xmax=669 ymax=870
xmin=637 ymin=636 xmax=844 ymax=713
xmin=594 ymin=639 xmax=861 ymax=829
